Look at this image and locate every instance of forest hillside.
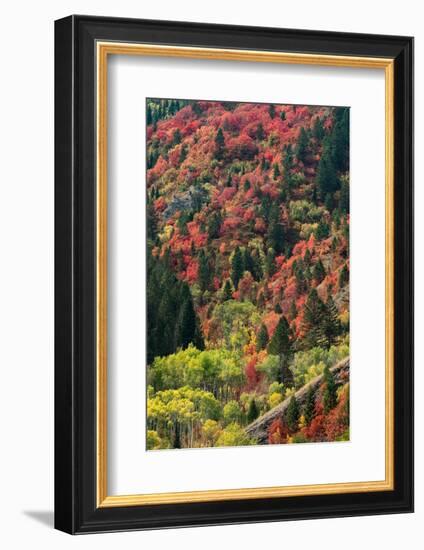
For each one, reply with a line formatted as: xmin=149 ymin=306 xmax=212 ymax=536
xmin=146 ymin=98 xmax=350 ymax=449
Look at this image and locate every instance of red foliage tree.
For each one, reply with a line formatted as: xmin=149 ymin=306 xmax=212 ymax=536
xmin=268 ymin=418 xmax=289 ymax=444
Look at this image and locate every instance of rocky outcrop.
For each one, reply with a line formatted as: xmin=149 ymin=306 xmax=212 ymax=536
xmin=163 ymin=185 xmax=209 ymax=220
xmin=245 ymin=357 xmax=349 ymax=443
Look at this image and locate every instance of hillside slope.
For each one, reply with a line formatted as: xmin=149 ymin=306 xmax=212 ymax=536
xmin=146 ymin=98 xmax=350 ymax=449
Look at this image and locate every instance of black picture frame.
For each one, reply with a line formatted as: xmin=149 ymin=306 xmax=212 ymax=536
xmin=55 ymin=15 xmax=414 ymax=534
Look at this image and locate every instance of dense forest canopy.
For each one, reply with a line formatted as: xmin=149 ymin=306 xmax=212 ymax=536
xmin=146 ymin=98 xmax=350 ymax=450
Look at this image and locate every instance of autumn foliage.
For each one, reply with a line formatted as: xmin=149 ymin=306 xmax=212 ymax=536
xmin=146 ymin=98 xmax=350 ymax=449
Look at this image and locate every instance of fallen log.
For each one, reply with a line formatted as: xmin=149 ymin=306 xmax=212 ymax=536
xmin=245 ymin=357 xmax=349 ymax=443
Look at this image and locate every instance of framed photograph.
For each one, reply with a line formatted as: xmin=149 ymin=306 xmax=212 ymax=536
xmin=54 ymin=15 xmax=413 ymax=534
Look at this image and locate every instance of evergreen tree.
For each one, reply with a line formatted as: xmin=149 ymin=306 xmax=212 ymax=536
xmin=332 ymin=107 xmax=349 ymax=172
xmin=339 ymin=177 xmax=350 ymax=213
xmin=323 ymin=366 xmax=337 ymax=413
xmin=290 ymin=300 xmax=297 ymax=320
xmin=294 ymin=261 xmax=308 ymax=295
xmin=268 ymin=317 xmax=296 ymax=386
xmin=256 ymin=323 xmax=269 ymax=351
xmin=191 ymin=101 xmax=203 ymax=116
xmin=274 ymin=303 xmax=282 ymax=314
xmin=255 ymin=122 xmax=265 ymax=141
xmin=273 ymin=163 xmax=280 ymax=179
xmin=265 ymin=248 xmax=276 ymax=277
xmin=315 ymin=220 xmax=330 ymax=240
xmin=222 ymin=279 xmax=233 ymax=301
xmin=296 ymin=126 xmax=309 ymax=164
xmin=157 ymin=291 xmax=176 ymax=356
xmin=269 ymin=103 xmax=276 ymax=119
xmin=250 ymin=250 xmax=263 ymax=281
xmin=333 ymin=209 xmax=341 ymax=230
xmin=339 ymin=264 xmax=349 ymax=287
xmin=266 ymin=203 xmax=284 ymax=255
xmin=280 ymin=110 xmax=286 ymax=121
xmin=283 ymin=144 xmax=294 ymax=174
xmin=247 ymin=399 xmax=259 ymax=423
xmin=175 ymin=288 xmax=203 ymax=350
xmin=172 ymin=128 xmax=182 ymax=146
xmin=304 ymin=248 xmax=311 ymax=266
xmin=243 ymin=248 xmax=255 ymax=277
xmin=146 ymin=104 xmax=153 ymax=125
xmin=325 ymin=192 xmax=334 ymax=212
xmin=243 ymin=179 xmax=251 ymax=191
xmin=147 ymin=251 xmax=204 ymax=362
xmin=302 ymin=288 xmax=327 ymax=349
xmin=304 ymin=386 xmax=316 ymax=426
xmin=317 ymin=148 xmax=338 ymax=198
xmin=313 ymin=258 xmax=326 ymax=283
xmin=286 ymin=396 xmax=300 ymax=432
xmin=231 ymin=246 xmax=244 ymax=289
xmin=146 ymin=202 xmax=158 ymax=243
xmin=325 ymin=296 xmax=341 ymax=344
xmin=198 ymin=249 xmax=210 ymax=291
xmin=312 ymin=116 xmax=325 ymax=140
xmin=260 ymin=194 xmax=272 ymax=222
xmin=268 ymin=316 xmax=292 ymax=356
xmin=179 ymin=143 xmax=188 ymax=164
xmin=215 ymin=127 xmax=225 ymax=160
xmin=208 ymin=211 xmax=222 ymax=240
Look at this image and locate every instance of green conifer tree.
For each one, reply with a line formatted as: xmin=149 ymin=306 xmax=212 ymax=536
xmin=267 ymin=318 xmax=295 ymax=386
xmin=323 ymin=366 xmax=337 ymax=413
xmin=296 ymin=126 xmax=309 ymax=164
xmin=339 ymin=264 xmax=349 ymax=287
xmin=312 ymin=116 xmax=325 ymax=140
xmin=222 ymin=279 xmax=233 ymax=302
xmin=290 ymin=300 xmax=298 ymax=320
xmin=266 ymin=203 xmax=284 ymax=255
xmin=198 ymin=249 xmax=210 ymax=291
xmin=304 ymin=386 xmax=316 ymax=426
xmin=231 ymin=246 xmax=244 ymax=289
xmin=286 ymin=396 xmax=300 ymax=432
xmin=332 ymin=107 xmax=349 ymax=172
xmin=315 ymin=220 xmax=330 ymax=240
xmin=208 ymin=211 xmax=222 ymax=240
xmin=302 ymin=288 xmax=327 ymax=349
xmin=215 ymin=127 xmax=225 ymax=160
xmin=313 ymin=258 xmax=326 ymax=283
xmin=340 ymin=177 xmax=350 ymax=213
xmin=256 ymin=323 xmax=269 ymax=351
xmin=256 ymin=122 xmax=265 ymax=141
xmin=267 ymin=316 xmax=291 ymax=356
xmin=265 ymin=248 xmax=276 ymax=277
xmin=247 ymin=399 xmax=260 ymax=423
xmin=172 ymin=128 xmax=182 ymax=146
xmin=323 ymin=296 xmax=342 ymax=348
xmin=250 ymin=250 xmax=263 ymax=281
xmin=174 ymin=284 xmax=204 ymax=351
xmin=317 ymin=149 xmax=338 ymax=198
xmin=304 ymin=248 xmax=312 ymax=266
xmin=146 ymin=104 xmax=153 ymax=125
xmin=243 ymin=248 xmax=254 ymax=276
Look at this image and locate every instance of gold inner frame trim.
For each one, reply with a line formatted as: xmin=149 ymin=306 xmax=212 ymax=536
xmin=96 ymin=41 xmax=395 ymax=508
